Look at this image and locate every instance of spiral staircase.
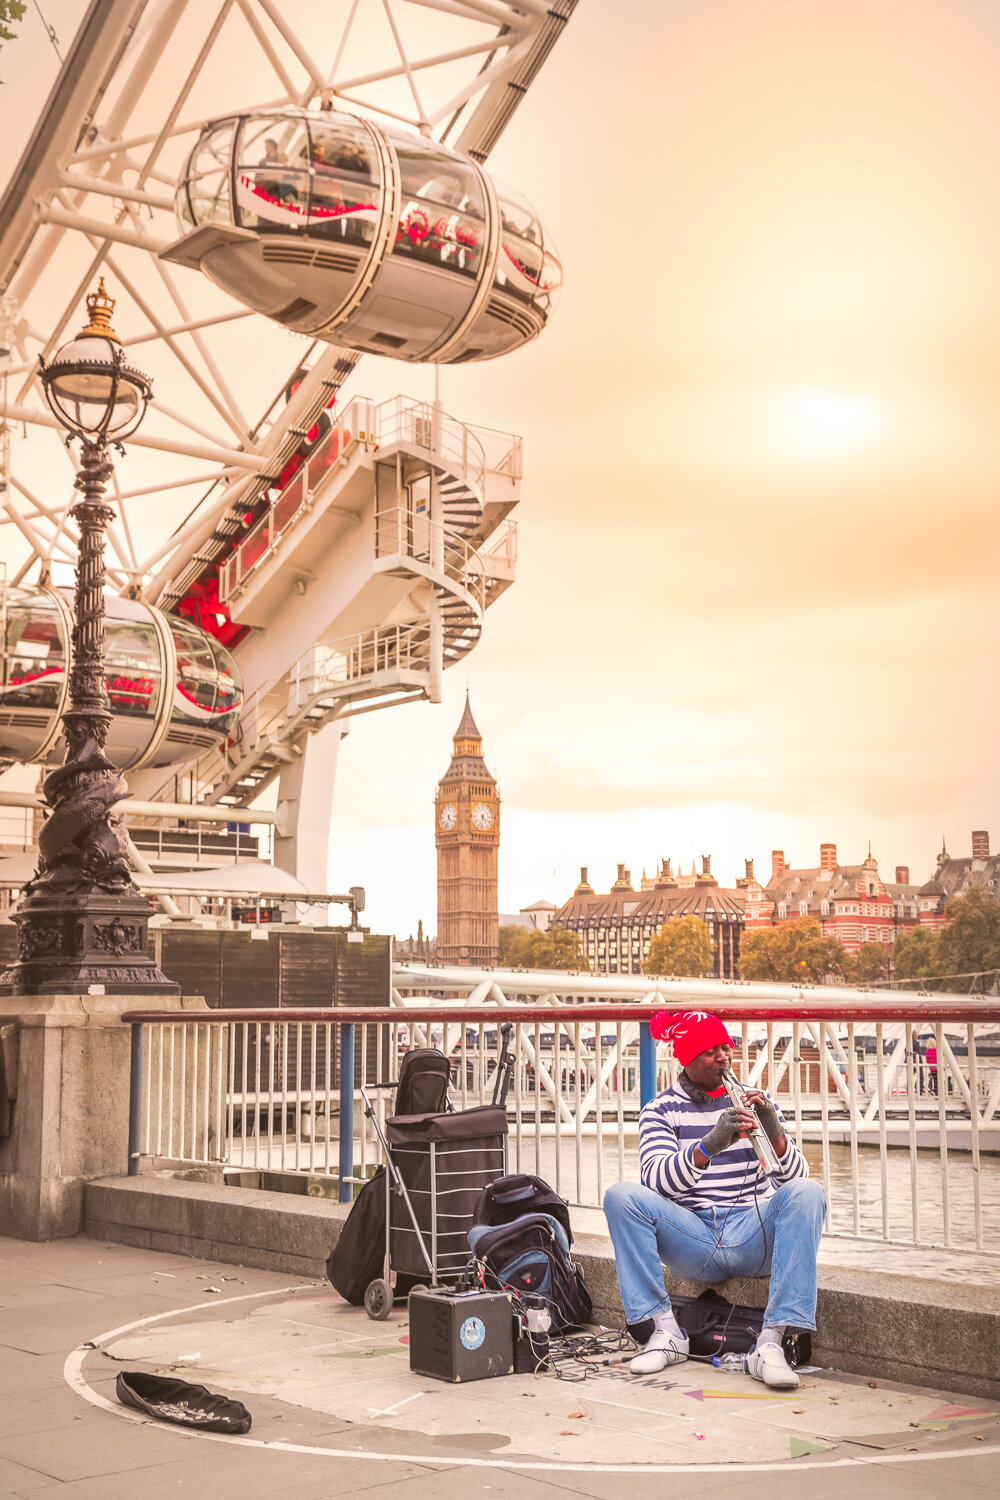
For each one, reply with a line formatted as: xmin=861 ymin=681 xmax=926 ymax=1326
xmin=138 ymin=396 xmax=518 ymax=812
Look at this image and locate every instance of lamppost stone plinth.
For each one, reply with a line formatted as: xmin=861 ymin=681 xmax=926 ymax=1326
xmin=0 ymin=282 xmax=176 ymax=995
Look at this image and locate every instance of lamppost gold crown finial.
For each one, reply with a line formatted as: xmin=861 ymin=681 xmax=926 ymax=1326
xmin=81 ymin=277 xmax=121 ymax=344
xmin=1 ymin=285 xmax=175 ymax=997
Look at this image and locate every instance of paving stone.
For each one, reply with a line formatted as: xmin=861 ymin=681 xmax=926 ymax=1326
xmin=0 ymin=1346 xmax=67 ymax=1395
xmin=0 ymin=1453 xmax=58 ymax=1493
xmin=0 ymin=1384 xmax=101 ymax=1439
xmin=2 ymin=1231 xmax=998 ymax=1494
xmin=0 ymin=1418 xmax=210 ymax=1482
xmin=337 ymin=1462 xmax=568 ymax=1500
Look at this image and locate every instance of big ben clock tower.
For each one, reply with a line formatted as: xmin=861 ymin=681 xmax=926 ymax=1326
xmin=435 ymin=694 xmax=499 ymax=965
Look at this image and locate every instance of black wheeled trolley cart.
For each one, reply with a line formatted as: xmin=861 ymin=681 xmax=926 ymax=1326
xmin=359 ymin=1023 xmax=514 ymax=1319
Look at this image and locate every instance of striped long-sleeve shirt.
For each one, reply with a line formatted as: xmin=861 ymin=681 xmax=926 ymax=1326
xmin=639 ymin=1079 xmax=809 ymax=1209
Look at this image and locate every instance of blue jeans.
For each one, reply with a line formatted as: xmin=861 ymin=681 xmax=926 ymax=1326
xmin=603 ymin=1178 xmax=826 ymax=1331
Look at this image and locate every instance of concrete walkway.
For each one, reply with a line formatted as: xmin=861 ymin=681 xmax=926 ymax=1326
xmin=1 ymin=1234 xmax=999 ymax=1499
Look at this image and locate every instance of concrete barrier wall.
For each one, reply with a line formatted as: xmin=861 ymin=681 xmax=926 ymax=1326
xmin=84 ymin=1176 xmax=999 ymax=1400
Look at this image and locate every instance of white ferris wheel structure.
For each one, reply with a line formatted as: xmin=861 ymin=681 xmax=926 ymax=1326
xmin=0 ymin=0 xmax=577 ymax=909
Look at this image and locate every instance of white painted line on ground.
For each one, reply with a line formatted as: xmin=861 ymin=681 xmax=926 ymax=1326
xmin=370 ymin=1391 xmax=425 ymax=1417
xmin=62 ymin=1289 xmax=1000 ymax=1475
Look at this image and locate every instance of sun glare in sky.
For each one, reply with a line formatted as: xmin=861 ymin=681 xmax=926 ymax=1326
xmin=769 ymin=387 xmax=883 ymax=460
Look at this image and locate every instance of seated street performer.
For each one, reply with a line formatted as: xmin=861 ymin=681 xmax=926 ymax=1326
xmin=604 ymin=1010 xmax=826 ymax=1389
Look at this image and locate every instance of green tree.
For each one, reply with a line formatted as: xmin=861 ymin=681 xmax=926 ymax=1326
xmin=937 ymin=888 xmax=1000 ymax=992
xmin=0 ymin=2 xmax=26 ymax=82
xmin=498 ymin=924 xmax=527 ymax=965
xmin=891 ymin=925 xmax=940 ymax=985
xmin=843 ymin=942 xmax=889 ymax=986
xmin=643 ymin=915 xmax=713 ymax=978
xmin=498 ymin=924 xmax=588 ymax=971
xmin=737 ymin=917 xmax=846 ymax=983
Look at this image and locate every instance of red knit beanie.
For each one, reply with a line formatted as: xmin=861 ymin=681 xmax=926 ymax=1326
xmin=649 ymin=1010 xmax=732 ymax=1066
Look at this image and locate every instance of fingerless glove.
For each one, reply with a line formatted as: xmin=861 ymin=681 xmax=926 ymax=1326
xmin=751 ymin=1095 xmax=783 ymax=1143
xmin=700 ymin=1107 xmax=743 ymax=1158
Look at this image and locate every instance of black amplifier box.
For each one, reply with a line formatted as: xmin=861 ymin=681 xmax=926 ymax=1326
xmin=408 ymin=1286 xmax=514 ymax=1383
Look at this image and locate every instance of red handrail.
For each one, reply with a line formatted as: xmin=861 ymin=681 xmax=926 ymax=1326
xmin=122 ymin=1000 xmax=1000 ymax=1025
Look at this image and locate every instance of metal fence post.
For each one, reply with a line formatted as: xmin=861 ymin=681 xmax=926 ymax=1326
xmin=639 ymin=1022 xmax=656 ymax=1106
xmin=339 ymin=1023 xmax=355 ymax=1202
xmin=128 ymin=1023 xmax=143 ymax=1176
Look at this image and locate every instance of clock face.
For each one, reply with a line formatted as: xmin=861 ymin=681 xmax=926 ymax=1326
xmin=472 ymin=802 xmax=494 ymax=831
xmin=439 ymin=802 xmax=457 ymax=831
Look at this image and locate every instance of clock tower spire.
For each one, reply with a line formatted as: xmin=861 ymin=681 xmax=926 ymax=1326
xmin=435 ymin=693 xmax=499 ymax=965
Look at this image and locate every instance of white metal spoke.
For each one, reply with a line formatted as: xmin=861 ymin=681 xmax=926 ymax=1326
xmin=382 ymin=0 xmax=429 ymax=126
xmin=0 ymin=0 xmax=570 ymax=754
xmin=325 ymin=0 xmax=363 ymax=93
xmin=149 ymin=258 xmax=252 ymax=438
xmin=254 ymin=0 xmax=328 ymax=96
xmin=234 ymin=0 xmax=300 ymax=98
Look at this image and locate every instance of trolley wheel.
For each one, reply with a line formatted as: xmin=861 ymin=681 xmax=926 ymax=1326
xmin=364 ymin=1278 xmax=393 ymax=1321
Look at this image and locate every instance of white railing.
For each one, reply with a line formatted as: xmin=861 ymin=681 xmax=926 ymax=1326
xmin=138 ymin=621 xmax=431 ymax=812
xmin=123 ymin=981 xmax=1000 ymax=1259
xmin=218 ymin=395 xmax=520 ymax=602
xmin=484 ymin=521 xmax=518 ymax=569
xmin=219 ymin=396 xmax=374 ymax=601
xmin=376 ymin=395 xmax=487 ymax=493
xmin=374 ymin=505 xmax=488 ymax=613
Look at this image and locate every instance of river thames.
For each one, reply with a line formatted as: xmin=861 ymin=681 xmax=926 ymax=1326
xmin=523 ymin=1136 xmax=1000 ymax=1282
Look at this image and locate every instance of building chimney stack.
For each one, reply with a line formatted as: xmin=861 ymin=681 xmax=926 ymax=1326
xmin=702 ymin=855 xmax=711 ymax=876
xmin=895 ymin=866 xmax=909 ymax=885
xmin=575 ymin=866 xmax=593 ymax=894
xmin=771 ymin=850 xmax=785 ymax=879
xmin=972 ymin=830 xmax=989 ymax=862
xmin=820 ymin=842 xmax=837 ymax=871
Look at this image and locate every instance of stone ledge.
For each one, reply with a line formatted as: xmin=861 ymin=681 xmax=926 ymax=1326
xmin=85 ymin=1176 xmax=999 ymax=1401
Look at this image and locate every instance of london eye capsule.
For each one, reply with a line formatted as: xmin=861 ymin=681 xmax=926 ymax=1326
xmin=0 ymin=587 xmax=243 ymax=771
xmin=164 ymin=109 xmax=561 ymax=362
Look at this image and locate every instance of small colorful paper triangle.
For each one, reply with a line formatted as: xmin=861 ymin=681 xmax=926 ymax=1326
xmin=790 ymin=1437 xmax=828 ymax=1458
xmin=920 ymin=1404 xmax=994 ymax=1422
xmin=686 ymin=1389 xmax=801 ymax=1401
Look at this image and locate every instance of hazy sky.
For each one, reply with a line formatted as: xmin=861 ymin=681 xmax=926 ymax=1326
xmin=3 ymin=1 xmax=1000 ymax=936
xmin=337 ymin=0 xmax=1000 ymax=933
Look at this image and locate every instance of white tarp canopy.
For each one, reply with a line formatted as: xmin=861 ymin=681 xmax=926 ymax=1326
xmin=0 ymin=855 xmax=326 ymax=901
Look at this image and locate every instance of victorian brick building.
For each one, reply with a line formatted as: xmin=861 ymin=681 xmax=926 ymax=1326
xmin=760 ymin=832 xmax=996 ymax=950
xmin=759 ymin=843 xmax=920 ymax=951
xmin=553 ymin=858 xmax=746 ymax=978
xmin=550 ymin=830 xmax=996 ymax=978
xmin=916 ymin=830 xmax=999 ymax=930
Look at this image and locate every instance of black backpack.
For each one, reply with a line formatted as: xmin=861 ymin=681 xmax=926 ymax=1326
xmin=472 ymin=1173 xmax=572 ymax=1240
xmin=467 ymin=1174 xmax=592 ymax=1334
xmin=393 ymin=1048 xmax=452 ymax=1115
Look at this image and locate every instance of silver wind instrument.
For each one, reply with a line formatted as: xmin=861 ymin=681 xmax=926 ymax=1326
xmin=721 ymin=1070 xmax=782 ymax=1176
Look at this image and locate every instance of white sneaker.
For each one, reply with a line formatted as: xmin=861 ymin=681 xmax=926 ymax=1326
xmin=629 ymin=1328 xmax=690 ymax=1374
xmin=746 ymin=1341 xmax=800 ymax=1389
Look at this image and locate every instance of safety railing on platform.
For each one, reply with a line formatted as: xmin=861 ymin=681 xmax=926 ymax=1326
xmin=219 ymin=395 xmax=520 ymax=602
xmin=374 ymin=505 xmax=488 ymax=609
xmin=376 ymin=395 xmax=487 ymax=492
xmin=219 ymin=395 xmax=371 ymax=601
xmin=122 ymin=992 xmax=1000 ymax=1259
xmin=137 ymin=621 xmax=432 ymax=812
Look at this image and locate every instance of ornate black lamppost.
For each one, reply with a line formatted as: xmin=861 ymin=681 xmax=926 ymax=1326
xmin=0 ymin=282 xmax=176 ymax=994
